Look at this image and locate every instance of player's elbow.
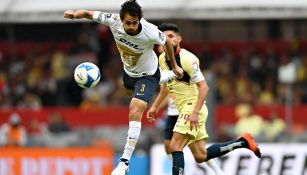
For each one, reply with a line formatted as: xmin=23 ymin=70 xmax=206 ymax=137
xmin=203 ymin=83 xmax=209 ymax=93
xmin=197 ymin=80 xmax=209 ymax=93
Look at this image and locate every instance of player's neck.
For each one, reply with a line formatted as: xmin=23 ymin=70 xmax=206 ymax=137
xmin=165 ymin=45 xmax=181 ymax=60
xmin=128 ymin=23 xmax=142 ymax=36
xmin=174 ymin=45 xmax=181 ymax=55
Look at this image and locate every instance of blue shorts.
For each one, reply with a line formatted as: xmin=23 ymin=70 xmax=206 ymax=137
xmin=164 ymin=115 xmax=179 ymax=140
xmin=122 ymin=69 xmax=160 ymax=103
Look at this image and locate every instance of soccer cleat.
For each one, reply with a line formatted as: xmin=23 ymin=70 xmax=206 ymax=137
xmin=111 ymin=159 xmax=129 ymax=175
xmin=238 ymin=133 xmax=262 ymax=158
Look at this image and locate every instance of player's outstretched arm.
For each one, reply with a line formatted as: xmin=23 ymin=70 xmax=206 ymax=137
xmin=193 ymin=80 xmax=208 ymax=115
xmin=147 ymin=84 xmax=169 ymax=122
xmin=163 ymin=39 xmax=183 ymax=78
xmin=187 ymin=80 xmax=208 ymax=130
xmin=64 ymin=10 xmax=95 ymax=20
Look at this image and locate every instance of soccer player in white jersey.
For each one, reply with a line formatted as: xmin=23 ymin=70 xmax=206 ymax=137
xmin=64 ymin=1 xmax=183 ymax=175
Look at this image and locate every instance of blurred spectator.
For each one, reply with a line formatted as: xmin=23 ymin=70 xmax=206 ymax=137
xmin=0 ymin=72 xmax=7 ymax=92
xmin=96 ymin=24 xmax=113 ymax=66
xmin=234 ymin=103 xmax=264 ymax=139
xmin=9 ymin=72 xmax=27 ymax=106
xmin=0 ymin=72 xmax=11 ymax=108
xmin=296 ymin=55 xmax=307 ymax=83
xmin=278 ymin=55 xmax=296 ymax=85
xmin=0 ymin=113 xmax=27 ymax=147
xmin=236 ymin=67 xmax=259 ymax=104
xmin=80 ymin=93 xmax=105 ymax=111
xmin=81 ymin=79 xmax=115 ymax=108
xmin=35 ymin=67 xmax=57 ymax=106
xmin=198 ymin=44 xmax=214 ymax=70
xmin=258 ymin=77 xmax=276 ymax=105
xmin=219 ymin=103 xmax=265 ymax=142
xmin=28 ymin=119 xmax=47 ymax=136
xmin=78 ymin=24 xmax=101 ymax=54
xmin=264 ymin=46 xmax=279 ymax=78
xmin=17 ymin=92 xmax=42 ymax=110
xmin=296 ymin=55 xmax=307 ymax=104
xmin=247 ymin=51 xmax=265 ymax=85
xmin=293 ymin=84 xmax=304 ymax=105
xmin=108 ymin=78 xmax=131 ymax=106
xmin=0 ymin=93 xmax=11 ymax=108
xmin=263 ymin=112 xmax=286 ymax=142
xmin=51 ymin=51 xmax=68 ymax=81
xmin=47 ymin=112 xmax=71 ymax=134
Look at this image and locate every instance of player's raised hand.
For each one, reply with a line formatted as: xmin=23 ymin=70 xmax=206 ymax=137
xmin=147 ymin=106 xmax=157 ymax=123
xmin=64 ymin=10 xmax=75 ymax=19
xmin=64 ymin=10 xmax=94 ymax=20
xmin=173 ymin=65 xmax=184 ymax=78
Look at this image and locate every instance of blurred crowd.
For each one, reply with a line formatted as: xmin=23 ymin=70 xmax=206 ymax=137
xmin=0 ymin=22 xmax=307 ymax=147
xmin=204 ymin=42 xmax=307 ymax=105
xmin=0 ymin=24 xmax=131 ymax=108
xmin=0 ymin=24 xmax=307 ymax=109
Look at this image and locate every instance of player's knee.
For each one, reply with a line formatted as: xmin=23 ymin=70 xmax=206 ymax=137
xmin=194 ymin=155 xmax=207 ymax=163
xmin=169 ymin=142 xmax=182 ymax=152
xmin=129 ymin=105 xmax=145 ymax=121
xmin=129 ymin=107 xmax=141 ymax=117
xmin=165 ymin=144 xmax=171 ymax=154
xmin=194 ymin=150 xmax=207 ymax=163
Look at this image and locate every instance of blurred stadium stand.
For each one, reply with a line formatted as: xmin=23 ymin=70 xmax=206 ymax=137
xmin=2 ymin=0 xmax=307 ymax=22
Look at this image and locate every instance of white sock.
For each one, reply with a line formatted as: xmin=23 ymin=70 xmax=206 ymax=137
xmin=206 ymin=159 xmax=225 ymax=175
xmin=160 ymin=70 xmax=176 ymax=83
xmin=122 ymin=121 xmax=142 ymax=161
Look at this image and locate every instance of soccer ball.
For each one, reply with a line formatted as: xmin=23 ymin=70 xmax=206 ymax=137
xmin=74 ymin=62 xmax=101 ymax=88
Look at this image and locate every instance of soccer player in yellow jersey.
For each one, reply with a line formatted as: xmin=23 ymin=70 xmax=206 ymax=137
xmin=147 ymin=23 xmax=261 ymax=175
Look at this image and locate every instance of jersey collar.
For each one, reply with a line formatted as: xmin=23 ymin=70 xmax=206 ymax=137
xmin=175 ymin=45 xmax=181 ymax=55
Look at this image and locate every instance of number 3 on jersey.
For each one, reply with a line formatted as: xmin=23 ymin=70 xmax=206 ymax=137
xmin=140 ymin=84 xmax=145 ymax=92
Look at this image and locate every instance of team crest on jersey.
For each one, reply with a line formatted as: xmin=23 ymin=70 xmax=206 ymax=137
xmin=191 ymin=75 xmax=198 ymax=82
xmin=97 ymin=12 xmax=103 ymax=22
xmin=105 ymin=13 xmax=112 ymax=18
xmin=192 ymin=62 xmax=199 ymax=72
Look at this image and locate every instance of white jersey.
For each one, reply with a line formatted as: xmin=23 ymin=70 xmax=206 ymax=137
xmin=93 ymin=11 xmax=166 ymax=77
xmin=167 ymin=98 xmax=179 ymax=116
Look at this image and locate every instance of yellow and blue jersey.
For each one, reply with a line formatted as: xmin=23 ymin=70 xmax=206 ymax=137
xmin=159 ymin=48 xmax=205 ymax=113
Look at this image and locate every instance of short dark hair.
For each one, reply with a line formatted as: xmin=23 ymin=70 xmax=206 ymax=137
xmin=158 ymin=23 xmax=180 ymax=34
xmin=120 ymin=0 xmax=143 ymax=20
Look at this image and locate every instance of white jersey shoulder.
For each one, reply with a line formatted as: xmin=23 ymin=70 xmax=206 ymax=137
xmin=93 ymin=11 xmax=166 ymax=77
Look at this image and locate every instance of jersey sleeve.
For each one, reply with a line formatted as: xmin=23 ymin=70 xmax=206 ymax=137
xmin=144 ymin=20 xmax=166 ymax=45
xmin=93 ymin=11 xmax=120 ymax=28
xmin=159 ymin=53 xmax=176 ymax=83
xmin=153 ymin=30 xmax=167 ymax=45
xmin=181 ymin=53 xmax=205 ymax=83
